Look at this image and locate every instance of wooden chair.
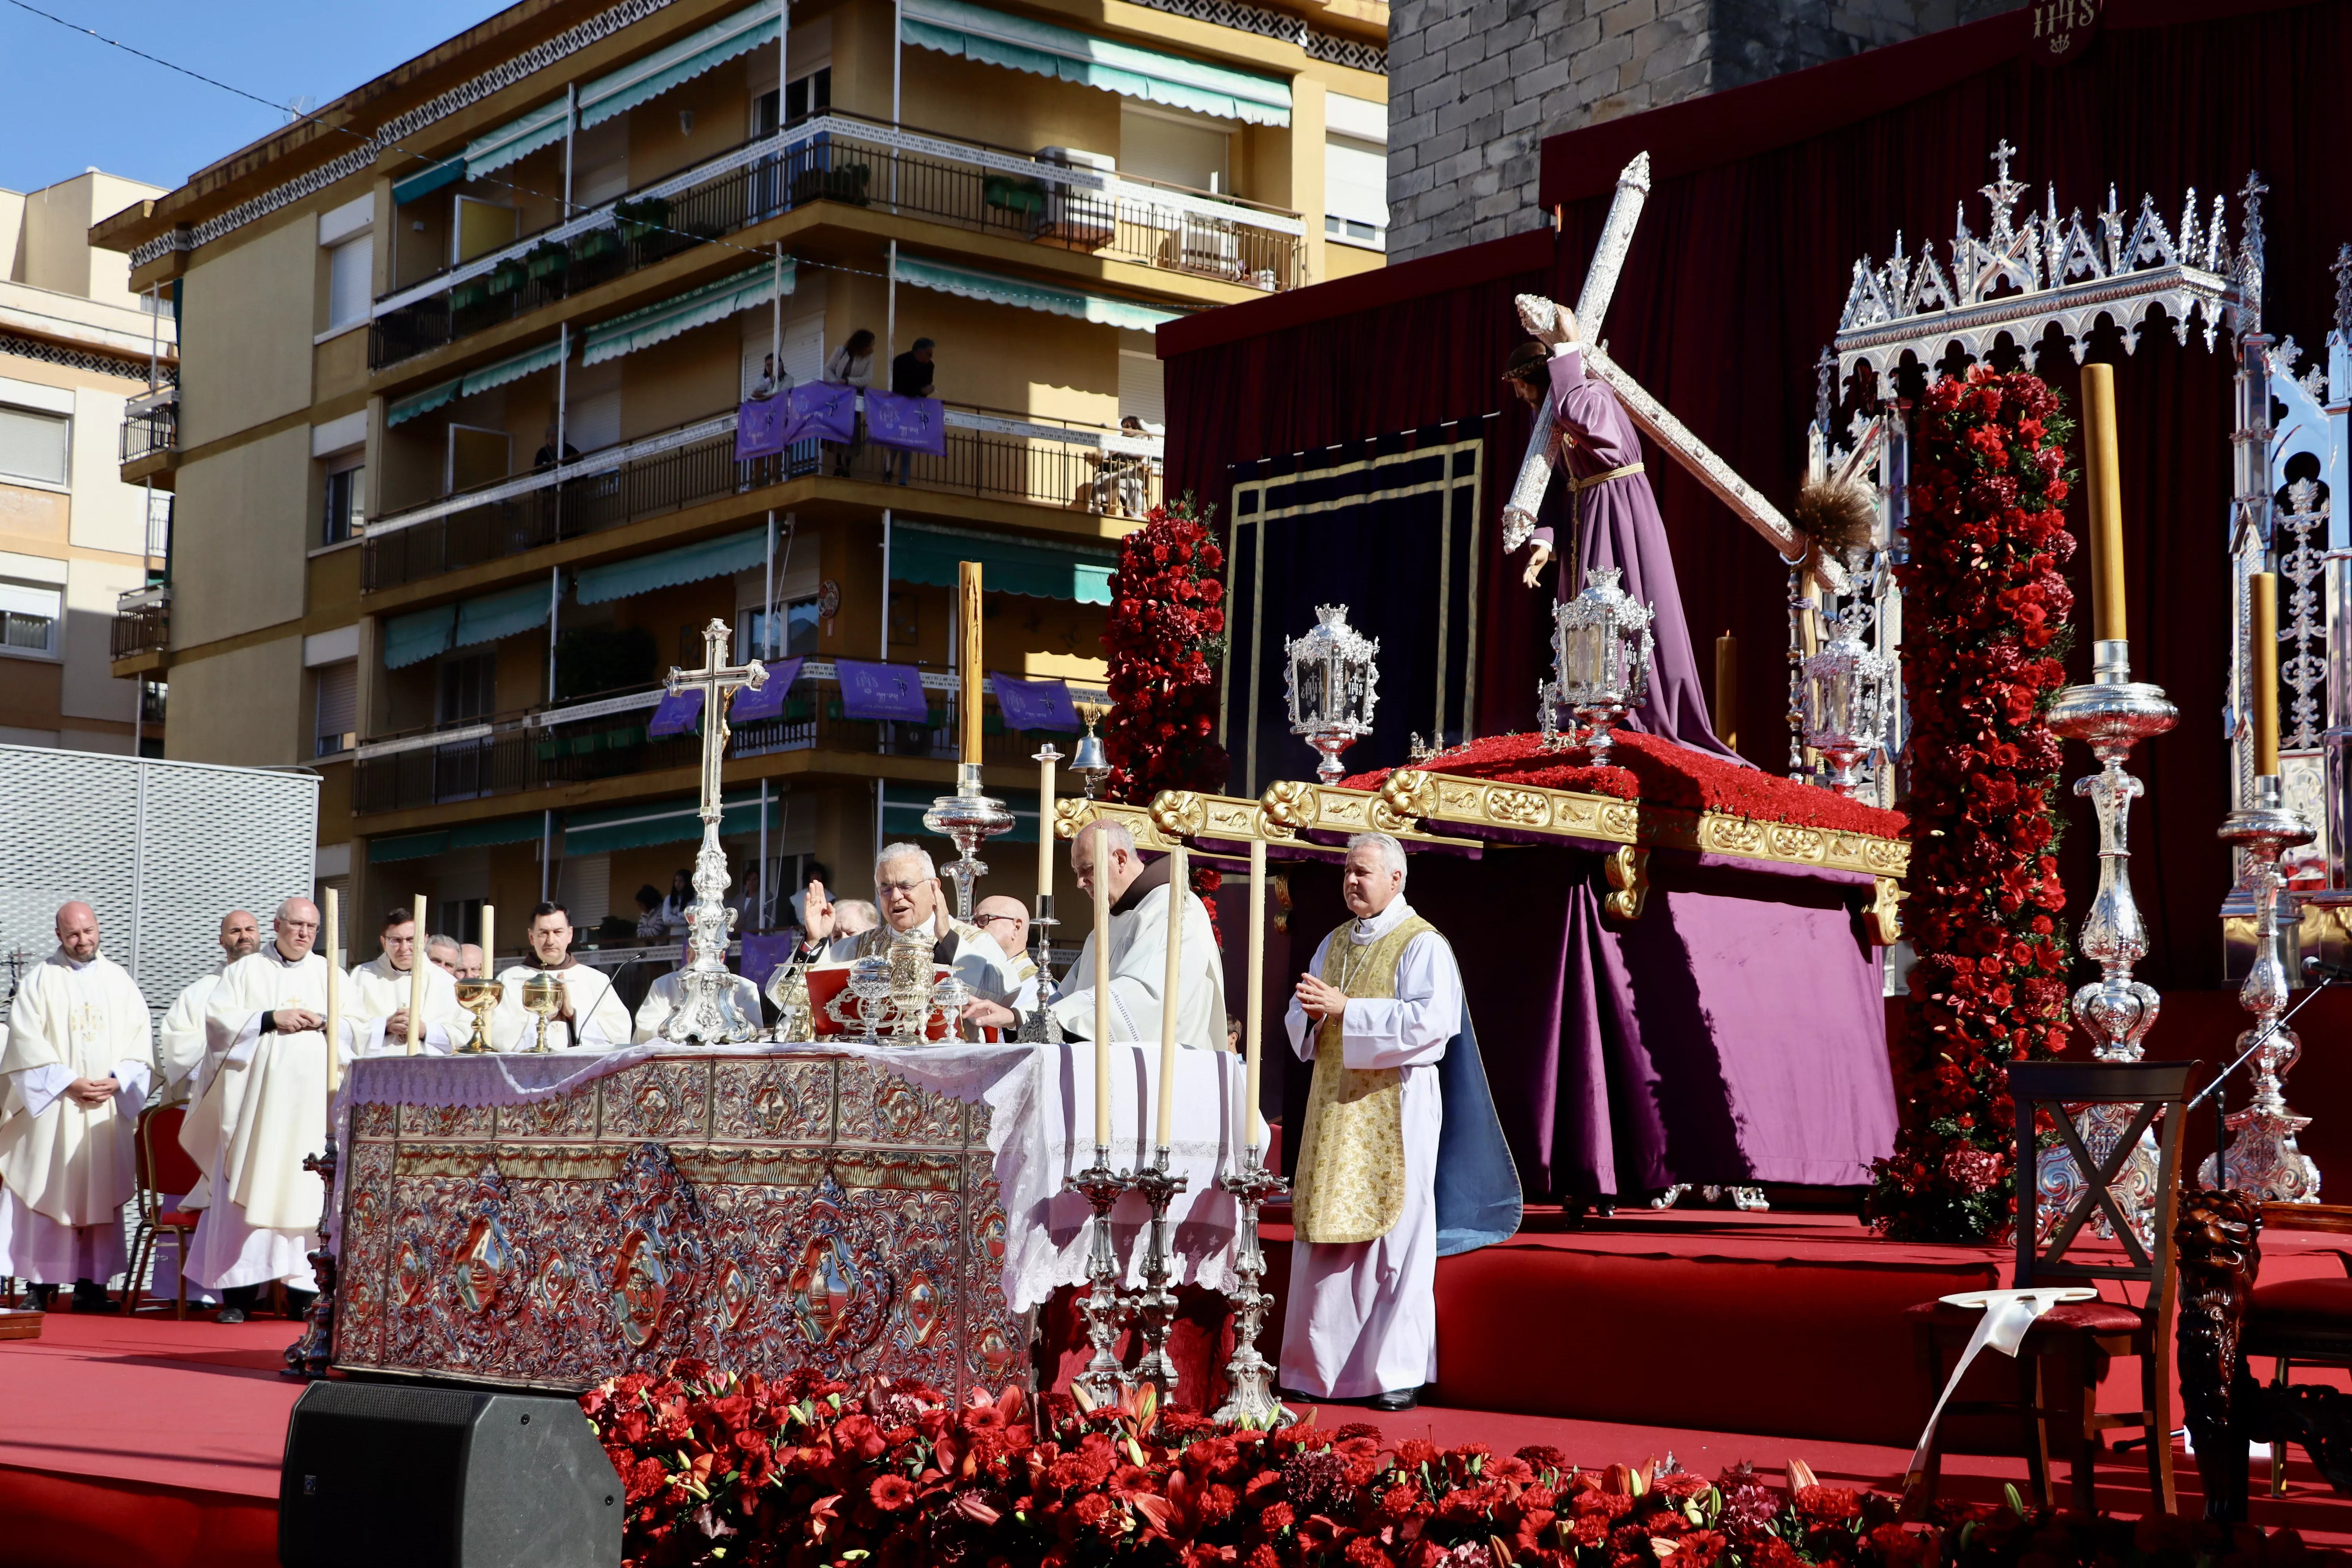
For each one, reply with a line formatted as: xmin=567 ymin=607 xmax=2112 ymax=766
xmin=1909 ymin=1059 xmax=2189 ymax=1515
xmin=2243 ymin=1203 xmax=2352 ymax=1496
xmin=126 ymin=1102 xmax=204 ymax=1319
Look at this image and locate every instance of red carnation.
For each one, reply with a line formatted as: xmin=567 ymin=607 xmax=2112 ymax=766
xmin=869 ymin=1474 xmax=916 ymax=1512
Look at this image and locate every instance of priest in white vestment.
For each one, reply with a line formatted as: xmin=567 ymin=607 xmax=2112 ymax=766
xmin=975 ymin=895 xmax=1043 ymax=1011
xmin=489 ymin=903 xmax=633 ymax=1052
xmin=633 ymin=965 xmax=764 ymax=1043
xmin=1281 ymin=833 xmax=1464 ymax=1411
xmin=347 ymin=906 xmax=468 ymax=1054
xmin=797 ymin=848 xmax=1027 ymax=1014
xmin=185 ymin=897 xmax=352 ymax=1322
xmin=0 ymin=903 xmax=153 ymax=1312
xmin=159 ymin=911 xmax=261 ymax=1095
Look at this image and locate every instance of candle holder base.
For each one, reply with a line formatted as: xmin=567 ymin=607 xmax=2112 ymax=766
xmin=282 ymin=1134 xmax=338 ymax=1381
xmin=1213 ymin=1154 xmax=1290 ymax=1427
xmin=1127 ymin=1157 xmax=1189 ymax=1401
xmin=1066 ymin=1151 xmax=1131 ymax=1405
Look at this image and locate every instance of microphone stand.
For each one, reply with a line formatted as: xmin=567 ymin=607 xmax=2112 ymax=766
xmin=2189 ymin=965 xmax=2347 ymax=1189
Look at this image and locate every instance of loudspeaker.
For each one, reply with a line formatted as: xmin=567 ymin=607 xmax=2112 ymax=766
xmin=279 ymin=1383 xmax=622 ymax=1568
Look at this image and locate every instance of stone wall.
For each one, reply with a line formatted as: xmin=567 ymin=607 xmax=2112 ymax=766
xmin=1385 ymin=0 xmax=2022 ymax=262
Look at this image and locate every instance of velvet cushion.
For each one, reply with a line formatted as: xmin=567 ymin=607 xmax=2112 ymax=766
xmin=2248 ymin=1276 xmax=2352 ymax=1350
xmin=1905 ymin=1297 xmax=2145 ymax=1335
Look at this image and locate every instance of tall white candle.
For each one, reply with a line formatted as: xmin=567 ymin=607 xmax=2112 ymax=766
xmin=407 ymin=894 xmax=428 ymax=1056
xmin=1245 ymin=839 xmax=1265 ymax=1152
xmin=1155 ymin=846 xmax=1186 ymax=1152
xmin=1037 ymin=750 xmax=1057 ymax=904
xmin=323 ymin=888 xmax=342 ymax=1100
xmin=1092 ymin=829 xmax=1112 ymax=1152
xmin=481 ymin=903 xmax=495 ymax=979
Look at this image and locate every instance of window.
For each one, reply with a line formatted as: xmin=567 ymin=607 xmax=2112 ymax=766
xmin=1323 ymin=135 xmax=1388 ymax=249
xmin=437 ymin=651 xmax=498 ymax=723
xmin=740 ymin=597 xmax=820 ymax=661
xmin=326 ymin=235 xmax=371 ymax=331
xmin=314 ymin=661 xmax=357 ymax=756
xmin=1118 ymin=332 xmax=1165 ymax=429
xmin=323 ymin=459 xmax=366 ymax=546
xmin=783 ymin=67 xmax=831 ymax=123
xmin=1121 ymin=105 xmax=1230 ymax=193
xmin=145 ymin=491 xmax=173 ymax=574
xmin=0 ymin=404 xmax=69 ymax=486
xmin=0 ymin=579 xmax=61 ymax=655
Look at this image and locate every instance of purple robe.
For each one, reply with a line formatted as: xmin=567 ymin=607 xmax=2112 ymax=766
xmin=1530 ymin=348 xmax=1743 ymax=764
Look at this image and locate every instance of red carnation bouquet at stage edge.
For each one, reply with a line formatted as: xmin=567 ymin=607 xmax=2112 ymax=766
xmin=1102 ymin=495 xmax=1230 ymax=923
xmin=1869 ymin=367 xmax=2077 ymax=1244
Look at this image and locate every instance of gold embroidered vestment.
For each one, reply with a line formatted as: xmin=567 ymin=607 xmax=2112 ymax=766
xmin=1290 ymin=915 xmax=1436 ymax=1245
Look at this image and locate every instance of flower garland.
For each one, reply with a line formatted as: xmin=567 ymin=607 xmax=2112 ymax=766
xmin=1868 ymin=367 xmax=2077 ymax=1243
xmin=1102 ymin=495 xmax=1230 ymax=920
xmin=583 ymin=1363 xmax=2303 ymax=1568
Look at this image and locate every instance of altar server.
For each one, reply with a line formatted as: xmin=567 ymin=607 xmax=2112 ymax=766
xmin=347 ymin=906 xmax=468 ymax=1053
xmin=185 ymin=897 xmax=350 ymax=1322
xmin=800 ymin=847 xmax=1024 ymax=1005
xmin=975 ymin=895 xmax=1043 ymax=1011
xmin=159 ymin=910 xmax=260 ymax=1093
xmin=965 ymin=820 xmax=1224 ymax=1050
xmin=0 ymin=902 xmax=153 ymax=1312
xmin=1280 ymin=833 xmax=1521 ymax=1410
xmin=633 ymin=964 xmax=764 ymax=1044
xmin=490 ymin=902 xmax=632 ymax=1052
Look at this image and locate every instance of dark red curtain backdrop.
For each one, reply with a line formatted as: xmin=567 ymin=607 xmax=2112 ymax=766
xmin=1163 ymin=0 xmax=2352 ymax=993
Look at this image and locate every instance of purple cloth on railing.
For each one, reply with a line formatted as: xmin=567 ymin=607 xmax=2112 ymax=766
xmin=991 ymin=671 xmax=1077 ymax=732
xmin=729 ymin=656 xmax=804 ymax=721
xmin=648 ymin=689 xmax=702 ymax=737
xmin=835 ymin=658 xmax=931 ymax=722
xmin=740 ymin=932 xmax=797 ymax=987
xmin=786 ymin=381 xmax=857 ymax=445
xmin=1281 ymin=848 xmax=1896 ymax=1198
xmin=735 ymin=396 xmax=790 ymax=459
xmin=866 ymin=391 xmax=946 ymax=455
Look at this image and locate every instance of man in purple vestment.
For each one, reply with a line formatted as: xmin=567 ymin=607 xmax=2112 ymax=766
xmin=1503 ymin=313 xmax=1742 ymax=763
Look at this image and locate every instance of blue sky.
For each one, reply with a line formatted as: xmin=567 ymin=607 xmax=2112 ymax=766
xmin=1 ymin=0 xmax=508 ymax=198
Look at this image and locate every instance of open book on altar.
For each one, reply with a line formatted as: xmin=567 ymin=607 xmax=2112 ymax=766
xmin=803 ymin=959 xmax=956 ymax=1041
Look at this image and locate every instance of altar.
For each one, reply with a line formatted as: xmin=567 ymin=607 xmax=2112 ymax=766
xmin=328 ymin=1041 xmax=1250 ymax=1397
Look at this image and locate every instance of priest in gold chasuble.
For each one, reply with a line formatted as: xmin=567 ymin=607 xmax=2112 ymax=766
xmin=1281 ymin=833 xmax=1520 ymax=1411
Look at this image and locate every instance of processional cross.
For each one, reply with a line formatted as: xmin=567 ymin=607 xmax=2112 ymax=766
xmin=660 ymin=617 xmax=767 ymax=1044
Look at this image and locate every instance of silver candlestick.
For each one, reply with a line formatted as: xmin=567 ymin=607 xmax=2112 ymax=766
xmin=1212 ymin=1147 xmax=1289 ymax=1426
xmin=1066 ymin=1148 xmax=1131 ymax=1405
xmin=2199 ymin=771 xmax=2322 ymax=1201
xmin=924 ymin=762 xmax=1016 ymax=923
xmin=282 ymin=1132 xmax=338 ymax=1379
xmin=1127 ymin=1151 xmax=1188 ymax=1402
xmin=1017 ymin=890 xmax=1064 ymax=1045
xmin=2035 ymin=640 xmax=2177 ymax=1244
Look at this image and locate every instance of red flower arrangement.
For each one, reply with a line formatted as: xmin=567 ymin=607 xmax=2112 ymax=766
xmin=581 ymin=1364 xmax=2326 ymax=1568
xmin=1868 ymin=367 xmax=2077 ymax=1243
xmin=1102 ymin=495 xmax=1230 ymax=922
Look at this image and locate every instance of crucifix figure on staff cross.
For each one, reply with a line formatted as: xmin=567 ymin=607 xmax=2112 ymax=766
xmin=660 ymin=616 xmax=767 ymax=1045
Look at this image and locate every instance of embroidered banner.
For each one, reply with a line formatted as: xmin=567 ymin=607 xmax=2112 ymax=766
xmin=734 ymin=395 xmax=790 ymax=458
xmin=728 ymin=656 xmax=804 ymax=721
xmin=648 ymin=689 xmax=703 ymax=737
xmin=784 ymin=381 xmax=857 ymax=445
xmin=990 ymin=671 xmax=1078 ymax=732
xmin=866 ymin=391 xmax=947 ymax=455
xmin=835 ymin=658 xmax=932 ymax=722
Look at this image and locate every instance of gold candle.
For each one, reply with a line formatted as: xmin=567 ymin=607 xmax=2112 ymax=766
xmin=323 ymin=887 xmax=342 ymax=1098
xmin=1713 ymin=632 xmax=1737 ymax=751
xmin=2080 ymin=363 xmax=2128 ymax=645
xmin=407 ymin=893 xmax=428 ymax=1056
xmin=1244 ymin=838 xmax=1265 ymax=1152
xmin=480 ymin=903 xmax=495 ymax=979
xmin=1037 ymin=749 xmax=1056 ymax=903
xmin=2253 ymin=571 xmax=2281 ymax=777
xmin=959 ymin=561 xmax=984 ymax=766
xmin=1155 ymin=846 xmax=1187 ymax=1152
xmin=1092 ymin=828 xmax=1112 ymax=1152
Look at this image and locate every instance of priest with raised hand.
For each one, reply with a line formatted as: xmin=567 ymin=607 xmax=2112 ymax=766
xmin=348 ymin=906 xmax=468 ymax=1054
xmin=159 ymin=910 xmax=260 ymax=1095
xmin=186 ymin=897 xmax=348 ymax=1323
xmin=490 ymin=902 xmax=632 ymax=1052
xmin=0 ymin=902 xmax=154 ymax=1313
xmin=1280 ymin=832 xmax=1521 ymax=1412
xmin=963 ymin=820 xmax=1225 ymax=1050
xmin=798 ymin=846 xmax=1026 ymax=1005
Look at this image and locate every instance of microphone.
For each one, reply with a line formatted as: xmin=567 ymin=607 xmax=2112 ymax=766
xmin=2301 ymin=956 xmax=2352 ymax=984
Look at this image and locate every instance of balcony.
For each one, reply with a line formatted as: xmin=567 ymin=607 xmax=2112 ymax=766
xmin=361 ymin=399 xmax=1160 ymax=592
xmin=369 ymin=112 xmax=1305 ymax=368
xmin=351 ymin=668 xmax=1098 ymax=817
xmin=120 ymin=387 xmax=178 ymax=480
xmin=111 ymin=586 xmax=169 ymax=661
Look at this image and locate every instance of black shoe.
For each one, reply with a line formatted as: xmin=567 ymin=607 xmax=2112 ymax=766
xmin=26 ymin=1283 xmax=57 ymax=1310
xmin=284 ymin=1288 xmax=317 ymax=1319
xmin=70 ymin=1281 xmax=118 ymax=1314
xmin=214 ymin=1305 xmax=248 ymax=1324
xmin=1368 ymin=1389 xmax=1418 ymax=1412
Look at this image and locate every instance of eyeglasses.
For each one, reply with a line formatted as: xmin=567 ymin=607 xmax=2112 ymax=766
xmin=973 ymin=914 xmax=1020 ymax=928
xmin=878 ymin=879 xmax=930 ymax=897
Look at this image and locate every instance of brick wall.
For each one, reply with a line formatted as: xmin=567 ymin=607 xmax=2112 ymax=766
xmin=1385 ymin=0 xmax=2021 ymax=262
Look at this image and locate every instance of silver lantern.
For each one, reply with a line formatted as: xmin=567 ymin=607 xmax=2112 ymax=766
xmin=1551 ymin=568 xmax=1654 ymax=764
xmin=1800 ymin=605 xmax=1895 ymax=798
xmin=1285 ymin=604 xmax=1381 ymax=783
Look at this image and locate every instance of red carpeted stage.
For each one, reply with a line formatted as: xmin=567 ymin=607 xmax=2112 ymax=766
xmin=10 ymin=1211 xmax=2321 ymax=1568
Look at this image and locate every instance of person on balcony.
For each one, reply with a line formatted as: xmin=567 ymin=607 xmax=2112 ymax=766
xmin=658 ymin=869 xmax=694 ymax=938
xmin=347 ymin=906 xmax=468 ymax=1053
xmin=823 ymin=328 xmax=875 ymax=476
xmin=632 ymin=883 xmax=666 ymax=941
xmin=488 ymin=903 xmax=632 ymax=1052
xmin=888 ymin=337 xmax=936 ymax=486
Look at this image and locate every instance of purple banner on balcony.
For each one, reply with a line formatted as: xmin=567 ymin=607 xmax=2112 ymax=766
xmin=648 ymin=688 xmax=703 ymax=737
xmin=865 ymin=392 xmax=946 ymax=456
xmin=728 ymin=656 xmax=804 ymax=722
xmin=735 ymin=396 xmax=790 ymax=459
xmin=742 ymin=931 xmax=796 ymax=980
xmin=835 ymin=658 xmax=932 ymax=723
xmin=991 ymin=671 xmax=1078 ymax=732
xmin=784 ymin=381 xmax=857 ymax=445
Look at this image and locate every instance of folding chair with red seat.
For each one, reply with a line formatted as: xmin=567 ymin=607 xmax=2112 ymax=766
xmin=127 ymin=1102 xmax=204 ymax=1319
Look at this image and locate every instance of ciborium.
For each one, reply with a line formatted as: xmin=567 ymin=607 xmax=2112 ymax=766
xmin=1286 ymin=604 xmax=1380 ymax=783
xmin=765 ymin=958 xmax=815 ymax=1041
xmin=1552 ymin=567 xmax=1654 ymax=764
xmin=453 ymin=978 xmax=503 ymax=1054
xmin=520 ymin=972 xmax=563 ymax=1054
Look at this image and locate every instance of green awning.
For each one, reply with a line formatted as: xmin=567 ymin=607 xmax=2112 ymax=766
xmin=384 ymin=604 xmax=456 ymax=668
xmin=580 ymin=2 xmax=785 ymax=129
xmin=369 ymin=814 xmax=544 ymax=863
xmin=893 ymin=255 xmax=1178 ymax=332
xmin=891 ymin=521 xmax=1117 ymax=604
xmin=387 ymin=378 xmax=460 ymax=428
xmin=880 ymin=782 xmax=1044 ymax=845
xmin=370 ymin=830 xmax=449 ymax=863
xmin=453 ymin=581 xmax=552 ymax=650
xmin=563 ymin=790 xmax=771 ymax=855
xmin=574 ymin=527 xmax=766 ymax=606
xmin=392 ymin=155 xmax=466 ymax=206
xmin=460 ymin=338 xmax=567 ymax=397
xmin=466 ymin=98 xmax=572 ymax=179
xmin=902 ymin=0 xmax=1289 ymax=125
xmin=580 ymin=262 xmax=794 ymax=366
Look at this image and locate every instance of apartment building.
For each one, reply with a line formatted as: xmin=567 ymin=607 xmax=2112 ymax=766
xmin=97 ymin=0 xmax=1385 ymax=954
xmin=2 ymin=170 xmax=175 ymax=754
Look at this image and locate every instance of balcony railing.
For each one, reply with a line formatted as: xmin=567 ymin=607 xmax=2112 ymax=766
xmin=122 ymin=401 xmax=176 ymax=464
xmin=351 ymin=671 xmax=1094 ymax=817
xmin=369 ymin=112 xmax=1305 ymax=367
xmin=361 ymin=399 xmax=1160 ymax=592
xmin=111 ymin=588 xmax=169 ymax=660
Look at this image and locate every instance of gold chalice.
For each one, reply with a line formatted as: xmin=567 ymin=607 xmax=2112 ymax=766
xmin=453 ymin=978 xmax=503 ymax=1053
xmin=521 ymin=973 xmax=563 ymax=1053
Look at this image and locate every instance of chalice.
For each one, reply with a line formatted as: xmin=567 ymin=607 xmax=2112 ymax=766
xmin=521 ymin=973 xmax=563 ymax=1054
xmin=453 ymin=978 xmax=503 ymax=1054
